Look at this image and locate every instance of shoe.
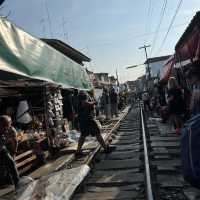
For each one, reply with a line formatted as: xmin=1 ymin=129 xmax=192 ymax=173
xmin=75 ymin=152 xmax=85 ymax=158
xmin=175 ymin=128 xmax=181 ymax=135
xmin=104 ymin=145 xmax=116 ymax=153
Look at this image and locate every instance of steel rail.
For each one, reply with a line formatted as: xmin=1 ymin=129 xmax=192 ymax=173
xmin=140 ymin=107 xmax=154 ymax=200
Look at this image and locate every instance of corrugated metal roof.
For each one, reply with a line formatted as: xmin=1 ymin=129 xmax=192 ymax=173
xmin=41 ymin=39 xmax=91 ymax=65
xmin=144 ymin=55 xmax=171 ymax=64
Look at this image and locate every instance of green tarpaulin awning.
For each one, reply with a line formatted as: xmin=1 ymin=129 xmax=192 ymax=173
xmin=0 ymin=17 xmax=92 ymax=90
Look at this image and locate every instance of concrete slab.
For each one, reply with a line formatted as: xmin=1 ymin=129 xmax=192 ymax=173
xmin=117 ymin=131 xmax=140 ymax=136
xmin=154 ymin=155 xmax=171 ymax=159
xmin=113 ymin=135 xmax=140 ymax=141
xmin=86 ymin=184 xmax=141 ymax=192
xmin=87 ymin=171 xmax=144 ymax=186
xmin=157 ymin=175 xmax=184 ymax=188
xmin=152 ymin=147 xmax=169 ymax=154
xmin=152 ymin=159 xmax=181 ymax=167
xmin=111 ymin=139 xmax=140 ymax=145
xmin=73 ymin=190 xmax=139 ymax=200
xmin=157 ymin=165 xmax=177 ymax=172
xmin=115 ymin=144 xmax=142 ymax=152
xmin=151 ymin=141 xmax=180 ymax=147
xmin=96 ymin=159 xmax=141 ymax=170
xmin=101 ymin=151 xmax=141 ymax=160
xmin=150 ymin=136 xmax=180 ymax=141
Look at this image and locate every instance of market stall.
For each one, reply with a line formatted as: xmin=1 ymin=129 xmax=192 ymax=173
xmin=0 ymin=17 xmax=92 ymax=176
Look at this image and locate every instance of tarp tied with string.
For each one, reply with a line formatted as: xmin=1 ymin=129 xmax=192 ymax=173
xmin=0 ymin=17 xmax=92 ymax=90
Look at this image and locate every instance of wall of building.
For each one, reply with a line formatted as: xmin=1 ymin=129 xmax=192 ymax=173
xmin=148 ymin=60 xmax=168 ymax=78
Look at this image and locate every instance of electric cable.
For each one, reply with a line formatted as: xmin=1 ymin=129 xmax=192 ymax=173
xmin=150 ymin=0 xmax=168 ymax=57
xmin=157 ymin=0 xmax=183 ymax=54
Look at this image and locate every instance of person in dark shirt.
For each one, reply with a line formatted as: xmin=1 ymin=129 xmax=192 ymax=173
xmin=186 ymin=65 xmax=200 ymax=116
xmin=101 ymin=88 xmax=110 ymax=120
xmin=0 ymin=115 xmax=19 ymax=188
xmin=76 ymin=91 xmax=113 ymax=156
xmin=72 ymin=89 xmax=79 ymax=130
xmin=110 ymin=88 xmax=119 ymax=118
xmin=167 ymin=77 xmax=185 ymax=135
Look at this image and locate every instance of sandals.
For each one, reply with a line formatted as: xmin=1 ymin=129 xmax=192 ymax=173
xmin=104 ymin=145 xmax=116 ymax=153
xmin=75 ymin=151 xmax=85 ymax=158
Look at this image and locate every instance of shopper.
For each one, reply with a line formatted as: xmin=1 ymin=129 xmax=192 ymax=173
xmin=142 ymin=91 xmax=152 ymax=112
xmin=63 ymin=90 xmax=74 ymax=129
xmin=72 ymin=89 xmax=79 ymax=130
xmin=100 ymin=88 xmax=110 ymax=120
xmin=76 ymin=91 xmax=112 ymax=156
xmin=0 ymin=115 xmax=19 ymax=188
xmin=167 ymin=77 xmax=185 ymax=135
xmin=186 ymin=65 xmax=200 ymax=116
xmin=110 ymin=87 xmax=119 ymax=118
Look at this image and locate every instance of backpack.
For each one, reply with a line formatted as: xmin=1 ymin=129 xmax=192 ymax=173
xmin=181 ymin=114 xmax=200 ymax=187
xmin=110 ymin=92 xmax=117 ymax=103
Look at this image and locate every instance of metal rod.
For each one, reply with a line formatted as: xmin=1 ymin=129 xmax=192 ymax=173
xmin=140 ymin=107 xmax=154 ymax=200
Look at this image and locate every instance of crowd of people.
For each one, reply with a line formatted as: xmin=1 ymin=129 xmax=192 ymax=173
xmin=65 ymin=87 xmax=128 ymax=156
xmin=141 ymin=65 xmax=200 ymax=186
xmin=141 ymin=65 xmax=200 ymax=136
xmin=99 ymin=87 xmax=127 ymax=120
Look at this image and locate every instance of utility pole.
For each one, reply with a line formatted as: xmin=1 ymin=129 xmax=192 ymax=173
xmin=139 ymin=45 xmax=151 ymax=79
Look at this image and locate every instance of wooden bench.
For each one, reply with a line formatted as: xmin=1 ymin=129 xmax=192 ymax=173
xmin=15 ymin=150 xmax=37 ymax=175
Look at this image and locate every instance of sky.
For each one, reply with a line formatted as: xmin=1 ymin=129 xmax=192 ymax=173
xmin=1 ymin=0 xmax=199 ymax=82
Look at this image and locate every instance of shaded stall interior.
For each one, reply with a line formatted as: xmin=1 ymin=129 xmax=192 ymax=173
xmin=0 ymin=76 xmax=50 ymax=175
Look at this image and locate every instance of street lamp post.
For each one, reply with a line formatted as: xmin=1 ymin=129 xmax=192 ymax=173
xmin=125 ymin=63 xmax=144 ymax=69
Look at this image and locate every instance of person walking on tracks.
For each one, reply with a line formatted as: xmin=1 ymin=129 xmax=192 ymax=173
xmin=142 ymin=91 xmax=152 ymax=112
xmin=167 ymin=77 xmax=185 ymax=135
xmin=100 ymin=88 xmax=110 ymax=120
xmin=75 ymin=91 xmax=112 ymax=156
xmin=0 ymin=115 xmax=20 ymax=188
xmin=110 ymin=87 xmax=119 ymax=118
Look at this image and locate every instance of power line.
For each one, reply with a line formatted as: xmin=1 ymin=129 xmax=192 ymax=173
xmin=62 ymin=17 xmax=69 ymax=42
xmin=93 ymin=22 xmax=188 ymax=47
xmin=40 ymin=18 xmax=46 ymax=37
xmin=150 ymin=0 xmax=168 ymax=57
xmin=157 ymin=0 xmax=183 ymax=54
xmin=44 ymin=0 xmax=53 ymax=38
xmin=144 ymin=0 xmax=153 ymax=44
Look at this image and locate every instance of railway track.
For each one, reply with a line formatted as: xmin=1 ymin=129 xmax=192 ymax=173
xmin=71 ymin=104 xmax=198 ymax=200
xmin=2 ymin=104 xmax=199 ymax=200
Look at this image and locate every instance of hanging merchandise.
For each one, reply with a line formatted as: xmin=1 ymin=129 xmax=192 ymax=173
xmin=16 ymin=100 xmax=32 ymax=124
xmin=46 ymin=87 xmax=64 ymax=148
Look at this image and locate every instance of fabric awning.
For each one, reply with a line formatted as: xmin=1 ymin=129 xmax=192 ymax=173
xmin=176 ymin=26 xmax=200 ymax=61
xmin=175 ymin=12 xmax=200 ymax=62
xmin=0 ymin=17 xmax=92 ymax=90
xmin=160 ymin=55 xmax=175 ymax=84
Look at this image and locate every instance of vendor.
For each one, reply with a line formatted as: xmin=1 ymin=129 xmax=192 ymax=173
xmin=0 ymin=115 xmax=19 ymax=188
xmin=2 ymin=115 xmax=18 ymax=158
xmin=186 ymin=65 xmax=200 ymax=116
